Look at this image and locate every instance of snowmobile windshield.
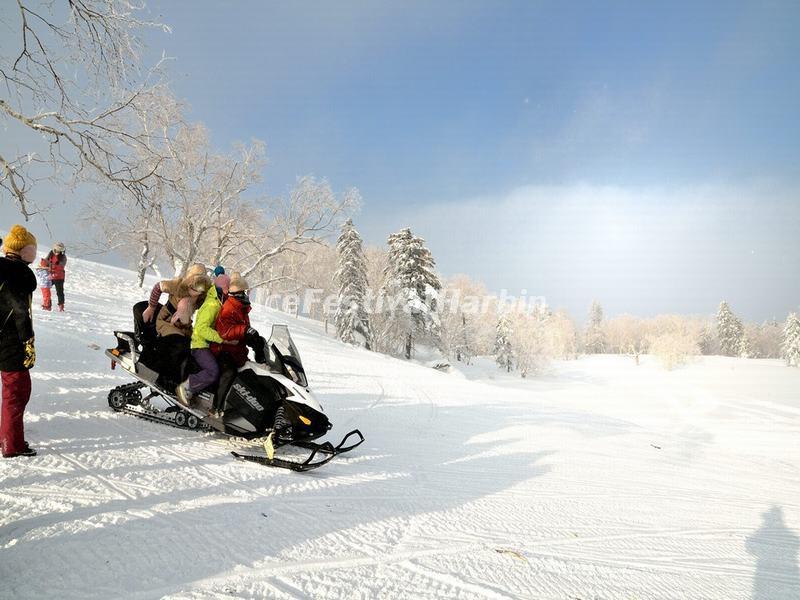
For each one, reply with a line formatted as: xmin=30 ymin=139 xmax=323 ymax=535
xmin=267 ymin=325 xmax=307 ymax=386
xmin=271 ymin=344 xmax=308 ymax=387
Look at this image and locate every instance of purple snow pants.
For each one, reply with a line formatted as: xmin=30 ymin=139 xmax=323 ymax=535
xmin=188 ymin=348 xmax=219 ymax=393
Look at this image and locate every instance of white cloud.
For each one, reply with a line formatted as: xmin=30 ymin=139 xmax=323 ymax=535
xmin=381 ymin=180 xmax=800 ymax=321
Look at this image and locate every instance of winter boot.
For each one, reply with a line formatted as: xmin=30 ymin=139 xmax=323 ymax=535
xmin=175 ymin=381 xmax=194 ymax=408
xmin=3 ymin=442 xmax=37 ymax=458
xmin=58 ymin=304 xmax=64 ymax=312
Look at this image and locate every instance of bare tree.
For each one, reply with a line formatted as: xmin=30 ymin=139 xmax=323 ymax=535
xmin=150 ymin=123 xmax=265 ymax=275
xmin=227 ymin=176 xmax=359 ymax=290
xmin=1 ymin=0 xmax=171 ymax=218
xmin=78 ymin=88 xmax=184 ymax=284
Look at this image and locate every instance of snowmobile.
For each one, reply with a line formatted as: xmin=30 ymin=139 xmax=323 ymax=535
xmin=105 ymin=309 xmax=363 ymax=471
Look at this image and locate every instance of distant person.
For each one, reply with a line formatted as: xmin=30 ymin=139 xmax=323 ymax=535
xmin=46 ymin=242 xmax=67 ymax=311
xmin=35 ymin=258 xmax=53 ymax=311
xmin=0 ymin=225 xmax=39 ymax=458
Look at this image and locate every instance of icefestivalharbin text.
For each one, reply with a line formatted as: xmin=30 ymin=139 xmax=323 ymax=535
xmin=260 ymin=287 xmax=547 ymax=316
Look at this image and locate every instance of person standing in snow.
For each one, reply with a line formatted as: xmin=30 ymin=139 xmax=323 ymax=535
xmin=35 ymin=258 xmax=53 ymax=311
xmin=0 ymin=225 xmax=39 ymax=458
xmin=46 ymin=242 xmax=67 ymax=311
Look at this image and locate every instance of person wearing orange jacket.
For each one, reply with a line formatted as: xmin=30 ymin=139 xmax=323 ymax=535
xmin=208 ymin=273 xmax=265 ymax=417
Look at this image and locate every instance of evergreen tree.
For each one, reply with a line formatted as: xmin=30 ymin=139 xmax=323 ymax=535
xmin=716 ymin=301 xmax=744 ymax=357
xmin=382 ymin=228 xmax=442 ymax=359
xmin=783 ymin=313 xmax=800 ymax=367
xmin=494 ymin=314 xmax=514 ymax=372
xmin=698 ymin=324 xmax=716 ymax=355
xmin=333 ymin=219 xmax=371 ymax=348
xmin=738 ymin=334 xmax=753 ymax=359
xmin=584 ymin=300 xmax=606 ymax=354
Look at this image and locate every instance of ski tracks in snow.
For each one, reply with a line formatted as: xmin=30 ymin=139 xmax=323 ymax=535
xmin=2 ymin=260 xmax=800 ymax=599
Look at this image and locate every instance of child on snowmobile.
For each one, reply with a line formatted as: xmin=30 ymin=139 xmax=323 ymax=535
xmin=208 ymin=273 xmax=265 ymax=417
xmin=214 ymin=272 xmax=231 ymax=302
xmin=34 ymin=258 xmax=52 ymax=311
xmin=176 ymin=277 xmax=236 ymax=407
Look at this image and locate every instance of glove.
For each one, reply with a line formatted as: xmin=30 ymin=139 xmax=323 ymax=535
xmin=244 ymin=327 xmax=260 ymax=346
xmin=23 ymin=337 xmax=36 ymax=369
xmin=253 ymin=340 xmax=267 ymax=364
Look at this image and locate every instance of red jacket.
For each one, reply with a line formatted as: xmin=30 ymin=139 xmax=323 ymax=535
xmin=46 ymin=251 xmax=67 ymax=281
xmin=210 ymin=295 xmax=251 ymax=367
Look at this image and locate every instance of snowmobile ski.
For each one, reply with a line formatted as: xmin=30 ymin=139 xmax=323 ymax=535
xmin=230 ymin=428 xmax=364 ymax=471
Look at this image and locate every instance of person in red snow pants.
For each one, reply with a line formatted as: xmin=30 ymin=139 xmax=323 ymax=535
xmin=0 ymin=224 xmax=39 ymax=458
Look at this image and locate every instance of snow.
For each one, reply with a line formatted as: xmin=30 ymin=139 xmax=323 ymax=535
xmin=2 ymin=257 xmax=799 ymax=599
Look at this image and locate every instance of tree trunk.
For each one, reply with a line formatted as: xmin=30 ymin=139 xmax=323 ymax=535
xmin=136 ymin=239 xmax=150 ymax=288
xmin=405 ymin=333 xmax=412 ymax=359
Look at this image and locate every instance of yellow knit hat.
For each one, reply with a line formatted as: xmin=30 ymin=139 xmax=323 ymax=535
xmin=3 ymin=224 xmax=37 ymax=253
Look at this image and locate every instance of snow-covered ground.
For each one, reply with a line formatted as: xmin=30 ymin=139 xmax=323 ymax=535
xmin=1 ymin=258 xmax=799 ymax=599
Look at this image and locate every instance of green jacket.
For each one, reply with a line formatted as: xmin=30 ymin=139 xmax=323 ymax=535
xmin=190 ymin=284 xmax=224 ymax=350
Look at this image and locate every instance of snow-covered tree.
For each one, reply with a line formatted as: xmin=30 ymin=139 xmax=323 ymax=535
xmin=717 ymin=301 xmax=744 ymax=357
xmin=738 ymin=334 xmax=753 ymax=359
xmin=649 ymin=332 xmax=699 ymax=370
xmin=333 ymin=219 xmax=371 ymax=348
xmin=584 ymin=300 xmax=606 ymax=354
xmin=440 ymin=275 xmax=492 ymax=364
xmin=546 ymin=310 xmax=579 ymax=360
xmin=698 ymin=324 xmax=716 ymax=355
xmin=783 ymin=313 xmax=800 ymax=367
xmin=750 ymin=319 xmax=783 ymax=359
xmin=494 ymin=314 xmax=514 ymax=372
xmin=1 ymin=1 xmax=173 ymax=218
xmin=381 ymin=228 xmax=442 ymax=359
xmin=509 ymin=307 xmax=552 ymax=378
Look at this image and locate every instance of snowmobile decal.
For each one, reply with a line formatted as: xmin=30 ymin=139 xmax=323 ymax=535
xmin=231 ymin=382 xmax=264 ymax=411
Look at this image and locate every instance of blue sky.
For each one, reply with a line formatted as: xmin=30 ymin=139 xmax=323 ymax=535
xmin=3 ymin=1 xmax=799 ymax=320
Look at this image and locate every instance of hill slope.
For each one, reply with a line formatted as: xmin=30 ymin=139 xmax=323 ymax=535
xmin=1 ymin=258 xmax=799 ymax=599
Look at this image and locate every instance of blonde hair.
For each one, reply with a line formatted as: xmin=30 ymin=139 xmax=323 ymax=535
xmin=228 ymin=272 xmax=249 ymax=293
xmin=185 ymin=263 xmax=207 ymax=278
xmin=185 ymin=274 xmax=212 ymax=294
